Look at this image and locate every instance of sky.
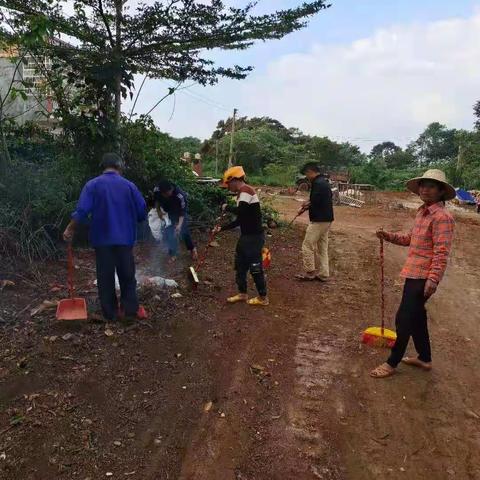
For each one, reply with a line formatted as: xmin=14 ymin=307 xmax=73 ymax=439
xmin=124 ymin=0 xmax=480 ymax=152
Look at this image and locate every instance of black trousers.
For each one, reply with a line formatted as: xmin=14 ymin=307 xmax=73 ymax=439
xmin=235 ymin=234 xmax=267 ymax=297
xmin=95 ymin=246 xmax=139 ymax=321
xmin=387 ymin=278 xmax=431 ymax=368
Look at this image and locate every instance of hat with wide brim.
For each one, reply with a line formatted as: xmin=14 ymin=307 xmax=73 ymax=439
xmin=406 ymin=169 xmax=456 ymax=201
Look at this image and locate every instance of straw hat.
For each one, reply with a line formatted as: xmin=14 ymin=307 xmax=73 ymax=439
xmin=406 ymin=169 xmax=456 ymax=201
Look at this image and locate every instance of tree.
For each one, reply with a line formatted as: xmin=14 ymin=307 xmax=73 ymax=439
xmin=1 ymin=0 xmax=329 ymax=147
xmin=407 ymin=122 xmax=458 ymax=165
xmin=305 ymin=136 xmax=341 ymax=168
xmin=211 ymin=116 xmax=295 ymax=142
xmin=383 ymin=150 xmax=415 ymax=169
xmin=304 ymin=137 xmax=366 ymax=169
xmin=370 ymin=141 xmax=401 ymax=159
xmin=216 ymin=126 xmax=290 ymax=173
xmin=337 ymin=142 xmax=366 ymax=167
xmin=174 ymin=136 xmax=202 ymax=157
xmin=474 ymin=100 xmax=480 ymax=130
xmin=451 ymin=129 xmax=480 ymax=189
xmin=370 ymin=142 xmax=414 ymax=169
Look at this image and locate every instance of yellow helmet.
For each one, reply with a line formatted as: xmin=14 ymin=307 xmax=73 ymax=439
xmin=221 ymin=166 xmax=246 ymax=187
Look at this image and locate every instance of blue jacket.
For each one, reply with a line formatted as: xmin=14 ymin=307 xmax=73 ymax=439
xmin=72 ymin=171 xmax=147 ymax=247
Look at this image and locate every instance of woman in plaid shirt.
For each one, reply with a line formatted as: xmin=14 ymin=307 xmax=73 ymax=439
xmin=370 ymin=169 xmax=456 ymax=379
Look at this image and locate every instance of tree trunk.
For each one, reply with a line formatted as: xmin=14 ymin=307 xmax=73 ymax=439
xmin=0 ymin=109 xmax=11 ymax=179
xmin=114 ymin=0 xmax=123 ymax=152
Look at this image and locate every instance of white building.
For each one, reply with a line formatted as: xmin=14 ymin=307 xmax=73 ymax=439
xmin=0 ymin=47 xmax=57 ymax=127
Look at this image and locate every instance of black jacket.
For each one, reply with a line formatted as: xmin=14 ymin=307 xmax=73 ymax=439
xmin=153 ymin=185 xmax=188 ymax=223
xmin=309 ymin=175 xmax=334 ymax=222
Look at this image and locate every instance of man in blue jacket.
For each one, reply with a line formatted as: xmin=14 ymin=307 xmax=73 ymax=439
xmin=63 ymin=153 xmax=147 ymax=321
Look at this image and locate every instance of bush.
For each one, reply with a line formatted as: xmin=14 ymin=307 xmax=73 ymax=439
xmin=261 ymin=196 xmax=281 ymax=226
xmin=249 ymin=163 xmax=297 ymax=187
xmin=350 ymin=162 xmax=423 ymax=190
xmin=0 ymin=157 xmax=77 ymax=261
xmin=0 ymin=119 xmax=227 ymax=263
xmin=121 ymin=117 xmax=226 ymax=225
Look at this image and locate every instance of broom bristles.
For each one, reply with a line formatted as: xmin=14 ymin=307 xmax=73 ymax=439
xmin=361 ymin=331 xmax=396 ymax=349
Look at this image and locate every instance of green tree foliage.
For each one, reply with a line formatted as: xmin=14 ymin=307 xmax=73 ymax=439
xmin=174 ymin=136 xmax=202 ymax=158
xmin=383 ymin=150 xmax=415 ymax=169
xmin=203 ymin=116 xmax=367 ymax=183
xmin=223 ymin=126 xmax=300 ymax=172
xmin=406 ymin=122 xmax=458 ymax=165
xmin=305 ymin=137 xmax=364 ymax=169
xmin=474 ymin=100 xmax=480 ymax=130
xmin=370 ymin=141 xmax=401 ymax=158
xmin=450 ymin=129 xmax=480 ymax=189
xmin=210 ymin=116 xmax=297 ymax=144
xmin=370 ymin=142 xmax=415 ymax=170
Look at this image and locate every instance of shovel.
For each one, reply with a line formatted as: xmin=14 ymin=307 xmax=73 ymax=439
xmin=56 ymin=243 xmax=88 ymax=321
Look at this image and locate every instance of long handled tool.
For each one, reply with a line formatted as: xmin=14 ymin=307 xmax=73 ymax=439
xmin=287 ymin=211 xmax=303 ymax=229
xmin=188 ymin=213 xmax=226 ymax=287
xmin=56 ymin=244 xmax=88 ymax=321
xmin=361 ymin=237 xmax=397 ymax=348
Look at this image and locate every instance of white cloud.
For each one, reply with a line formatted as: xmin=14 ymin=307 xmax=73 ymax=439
xmin=238 ymin=11 xmax=480 ymax=151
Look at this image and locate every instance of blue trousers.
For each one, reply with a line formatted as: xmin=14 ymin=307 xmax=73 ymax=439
xmin=95 ymin=246 xmax=138 ymax=321
xmin=164 ymin=219 xmax=195 ymax=257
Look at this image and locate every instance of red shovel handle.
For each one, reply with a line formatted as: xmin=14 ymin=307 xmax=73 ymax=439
xmin=195 ymin=230 xmax=216 ymax=271
xmin=380 ymin=237 xmax=385 ymax=334
xmin=67 ymin=243 xmax=75 ymax=299
xmin=195 ymin=212 xmax=227 ymax=272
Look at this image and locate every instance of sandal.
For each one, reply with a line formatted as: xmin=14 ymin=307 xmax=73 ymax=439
xmin=247 ymin=296 xmax=269 ymax=307
xmin=402 ymin=357 xmax=432 ymax=371
xmin=227 ymin=294 xmax=248 ymax=304
xmin=369 ymin=363 xmax=396 ymax=379
xmin=295 ymin=273 xmax=316 ymax=281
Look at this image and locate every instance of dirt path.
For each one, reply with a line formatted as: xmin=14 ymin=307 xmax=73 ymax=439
xmin=1 ymin=192 xmax=480 ymax=479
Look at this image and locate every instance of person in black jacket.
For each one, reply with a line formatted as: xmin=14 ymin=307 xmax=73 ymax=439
xmin=295 ymin=163 xmax=334 ymax=281
xmin=154 ymin=180 xmax=198 ymax=262
xmin=213 ymin=166 xmax=269 ymax=306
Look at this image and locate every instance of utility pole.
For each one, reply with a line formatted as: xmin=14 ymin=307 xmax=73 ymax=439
xmin=114 ymin=0 xmax=124 ymax=152
xmin=228 ymin=108 xmax=237 ymax=168
xmin=215 ymin=140 xmax=219 ymax=176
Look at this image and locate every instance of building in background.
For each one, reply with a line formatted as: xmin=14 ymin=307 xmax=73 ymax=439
xmin=0 ymin=47 xmax=58 ymax=129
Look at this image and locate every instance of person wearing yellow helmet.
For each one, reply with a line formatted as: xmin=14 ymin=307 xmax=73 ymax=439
xmin=220 ymin=165 xmax=246 ymax=187
xmin=213 ymin=166 xmax=269 ymax=306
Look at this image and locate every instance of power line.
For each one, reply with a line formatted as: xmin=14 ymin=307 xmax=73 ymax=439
xmin=178 ymin=88 xmax=232 ymax=112
xmin=181 ymin=86 xmax=232 ymax=111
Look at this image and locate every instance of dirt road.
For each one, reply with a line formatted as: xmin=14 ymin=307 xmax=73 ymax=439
xmin=1 ymin=192 xmax=480 ymax=479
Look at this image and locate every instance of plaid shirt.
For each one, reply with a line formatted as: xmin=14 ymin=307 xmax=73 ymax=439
xmin=385 ymin=202 xmax=455 ymax=283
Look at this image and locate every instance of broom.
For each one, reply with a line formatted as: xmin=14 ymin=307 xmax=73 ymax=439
xmin=361 ymin=237 xmax=397 ymax=348
xmin=188 ymin=212 xmax=227 ymax=287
